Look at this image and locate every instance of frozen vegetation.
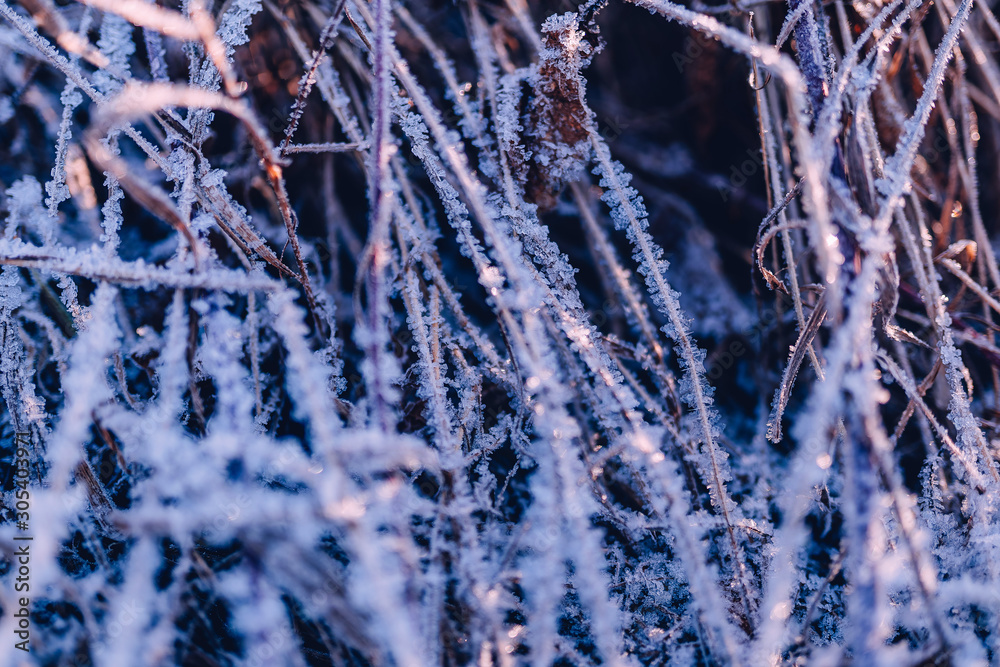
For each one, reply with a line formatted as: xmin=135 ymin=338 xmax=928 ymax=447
xmin=1 ymin=0 xmax=1000 ymax=664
